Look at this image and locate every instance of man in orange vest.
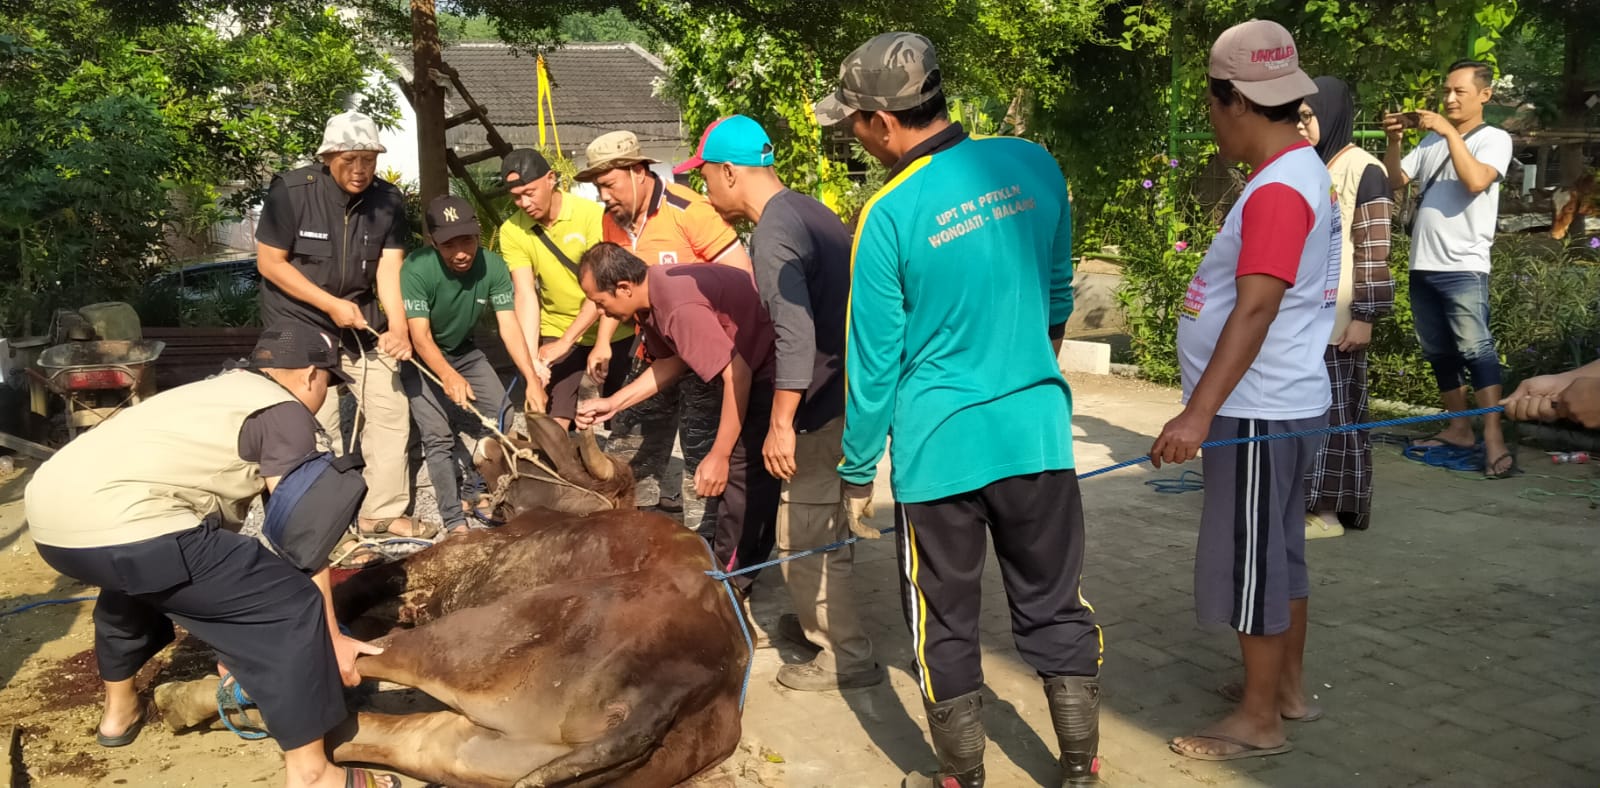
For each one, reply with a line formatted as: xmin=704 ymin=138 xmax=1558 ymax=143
xmin=575 ymin=130 xmax=751 ymax=534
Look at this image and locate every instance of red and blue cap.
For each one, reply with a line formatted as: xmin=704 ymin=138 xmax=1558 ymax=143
xmin=673 ymin=115 xmax=775 ymax=175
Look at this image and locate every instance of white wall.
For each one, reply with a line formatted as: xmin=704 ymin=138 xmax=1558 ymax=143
xmin=365 ymin=70 xmax=422 ymax=188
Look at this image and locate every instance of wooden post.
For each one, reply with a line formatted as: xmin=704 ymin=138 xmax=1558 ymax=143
xmin=411 ymin=0 xmax=449 ymax=206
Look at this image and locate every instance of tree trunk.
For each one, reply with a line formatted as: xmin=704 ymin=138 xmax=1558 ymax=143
xmin=1555 ymin=17 xmax=1589 ymax=188
xmin=412 ymin=0 xmax=448 ymax=206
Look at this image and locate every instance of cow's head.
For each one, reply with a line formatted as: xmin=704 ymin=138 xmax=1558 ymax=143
xmin=476 ymin=415 xmax=635 ymax=518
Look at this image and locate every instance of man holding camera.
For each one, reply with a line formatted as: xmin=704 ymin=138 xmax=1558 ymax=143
xmin=1384 ymin=60 xmax=1516 ymax=477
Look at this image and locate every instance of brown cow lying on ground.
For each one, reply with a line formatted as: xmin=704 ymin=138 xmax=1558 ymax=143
xmin=154 ymin=416 xmax=750 ymax=787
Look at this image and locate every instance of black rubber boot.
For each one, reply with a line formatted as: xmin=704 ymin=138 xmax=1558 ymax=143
xmin=903 ymin=690 xmax=986 ymax=788
xmin=1044 ymin=675 xmax=1101 ymax=785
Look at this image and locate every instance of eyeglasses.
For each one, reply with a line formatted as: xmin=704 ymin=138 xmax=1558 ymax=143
xmin=1298 ymin=110 xmax=1315 ymax=124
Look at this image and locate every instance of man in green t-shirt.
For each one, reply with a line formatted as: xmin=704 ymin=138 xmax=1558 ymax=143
xmin=402 ymin=195 xmax=543 ymax=536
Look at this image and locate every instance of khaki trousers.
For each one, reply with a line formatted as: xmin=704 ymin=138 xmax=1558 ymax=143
xmin=778 ymin=417 xmax=874 ymax=673
xmin=315 ymin=347 xmax=411 ymax=521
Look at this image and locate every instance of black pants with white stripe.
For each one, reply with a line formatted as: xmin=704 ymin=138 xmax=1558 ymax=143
xmin=894 ymin=469 xmax=1101 ymax=703
xmin=1195 ymin=415 xmax=1325 ymax=636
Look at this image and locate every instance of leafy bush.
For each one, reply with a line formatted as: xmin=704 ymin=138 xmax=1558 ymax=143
xmin=1370 ymin=236 xmax=1600 ymax=404
xmin=1117 ymin=222 xmax=1600 ymax=404
xmin=0 ymin=0 xmax=393 ymax=335
xmin=1096 ymin=154 xmax=1217 ymax=385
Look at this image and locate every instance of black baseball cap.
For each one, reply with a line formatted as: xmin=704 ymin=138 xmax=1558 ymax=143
xmin=499 ymin=148 xmax=552 ymax=187
xmin=250 ymin=324 xmax=353 ymax=385
xmin=425 ymin=195 xmax=480 ymax=242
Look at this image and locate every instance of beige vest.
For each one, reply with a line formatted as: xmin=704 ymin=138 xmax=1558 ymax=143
xmin=26 ymin=371 xmax=299 ymax=549
xmin=1326 ymin=145 xmax=1388 ymax=343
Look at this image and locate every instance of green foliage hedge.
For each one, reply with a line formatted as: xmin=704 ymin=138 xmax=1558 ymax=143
xmin=1113 ymin=229 xmax=1600 ymax=406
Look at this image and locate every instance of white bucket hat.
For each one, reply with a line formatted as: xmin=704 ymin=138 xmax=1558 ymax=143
xmin=316 ymin=110 xmax=387 ymax=156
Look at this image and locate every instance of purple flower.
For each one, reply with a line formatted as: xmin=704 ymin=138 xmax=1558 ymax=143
xmin=1589 ymin=237 xmax=1600 ymax=249
xmin=1169 ymin=159 xmax=1180 ymax=168
xmin=1174 ymin=241 xmax=1189 ymax=252
xmin=1142 ymin=179 xmax=1154 ymax=189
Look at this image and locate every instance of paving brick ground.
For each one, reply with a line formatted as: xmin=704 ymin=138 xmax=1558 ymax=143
xmin=735 ymin=373 xmax=1600 ymax=787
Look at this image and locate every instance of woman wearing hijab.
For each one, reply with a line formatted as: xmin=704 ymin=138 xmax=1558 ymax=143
xmin=1298 ymin=76 xmax=1396 ymax=535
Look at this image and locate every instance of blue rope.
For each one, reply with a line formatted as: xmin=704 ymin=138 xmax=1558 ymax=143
xmin=1144 ymin=470 xmax=1205 ymax=494
xmin=0 ymin=595 xmax=97 ymax=618
xmin=707 ymin=405 xmax=1508 ymax=583
xmin=216 ymin=672 xmax=269 ymax=741
xmin=4 ymin=404 xmax=1516 ymax=720
xmin=1076 ymin=405 xmax=1505 ymax=481
xmin=696 ymin=539 xmax=754 ymax=709
xmin=1401 ymin=443 xmax=1485 ymax=472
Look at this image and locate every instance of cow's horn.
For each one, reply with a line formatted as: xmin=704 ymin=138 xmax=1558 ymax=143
xmin=575 ymin=428 xmax=615 ymax=481
xmin=524 ymin=413 xmax=589 ymax=482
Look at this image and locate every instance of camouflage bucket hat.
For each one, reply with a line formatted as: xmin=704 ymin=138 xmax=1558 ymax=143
xmin=813 ymin=32 xmax=942 ymax=126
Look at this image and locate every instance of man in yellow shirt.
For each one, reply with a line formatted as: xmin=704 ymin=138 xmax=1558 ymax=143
xmin=499 ymin=149 xmax=634 ymax=428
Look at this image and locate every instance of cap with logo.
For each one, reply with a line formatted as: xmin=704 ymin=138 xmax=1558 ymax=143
xmin=673 ymin=115 xmax=776 ymax=175
xmin=575 ymin=131 xmax=660 ymax=182
xmin=251 ymin=324 xmax=353 ymax=385
xmin=426 ymin=195 xmax=480 ymax=242
xmin=316 ymin=110 xmax=388 ymax=156
xmin=500 ymin=148 xmax=553 ymax=187
xmin=813 ymin=32 xmax=942 ymax=127
xmin=1208 ymin=19 xmax=1318 ymax=107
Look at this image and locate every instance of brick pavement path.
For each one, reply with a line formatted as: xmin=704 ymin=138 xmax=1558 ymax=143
xmin=736 ymin=373 xmax=1600 ymax=787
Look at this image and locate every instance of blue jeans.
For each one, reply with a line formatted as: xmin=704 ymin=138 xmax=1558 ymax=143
xmin=1409 ymin=270 xmax=1502 ymax=392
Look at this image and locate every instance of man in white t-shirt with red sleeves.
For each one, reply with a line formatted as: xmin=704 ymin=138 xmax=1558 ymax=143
xmin=1151 ymin=19 xmax=1338 ymax=762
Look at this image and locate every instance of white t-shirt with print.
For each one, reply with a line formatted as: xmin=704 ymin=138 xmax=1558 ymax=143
xmin=1178 ymin=142 xmax=1339 ymax=421
xmin=1401 ymin=125 xmax=1512 ymax=274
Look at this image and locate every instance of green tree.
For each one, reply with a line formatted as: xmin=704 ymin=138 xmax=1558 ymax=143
xmin=640 ymin=0 xmax=1105 ymax=216
xmin=0 ymin=0 xmax=394 ymax=333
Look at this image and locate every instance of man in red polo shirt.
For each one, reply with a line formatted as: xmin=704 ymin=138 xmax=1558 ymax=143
xmin=575 ymin=130 xmax=752 ymax=535
xmin=573 ymin=242 xmax=778 ymax=595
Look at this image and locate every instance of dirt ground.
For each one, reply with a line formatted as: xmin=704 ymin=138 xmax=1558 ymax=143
xmin=3 ymin=372 xmax=1596 ymax=787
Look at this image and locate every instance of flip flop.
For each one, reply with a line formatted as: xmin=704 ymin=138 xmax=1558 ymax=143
xmin=1217 ymin=681 xmax=1324 ymax=722
xmin=1484 ymin=451 xmax=1521 ymax=480
xmin=95 ymin=700 xmax=148 ymax=747
xmin=345 ymin=766 xmax=402 ymax=788
xmin=1169 ymin=732 xmax=1293 ymax=761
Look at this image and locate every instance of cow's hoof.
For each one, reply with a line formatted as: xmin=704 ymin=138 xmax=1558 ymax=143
xmin=153 ymin=677 xmax=221 ymax=731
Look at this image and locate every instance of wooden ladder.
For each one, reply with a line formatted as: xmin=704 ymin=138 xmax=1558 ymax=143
xmin=399 ymin=59 xmax=513 ymax=227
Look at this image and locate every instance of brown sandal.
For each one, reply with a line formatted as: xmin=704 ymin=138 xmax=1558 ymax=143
xmin=359 ymin=517 xmax=439 ymax=540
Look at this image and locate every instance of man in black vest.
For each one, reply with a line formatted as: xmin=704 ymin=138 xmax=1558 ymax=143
xmin=255 ymin=110 xmax=430 ymax=539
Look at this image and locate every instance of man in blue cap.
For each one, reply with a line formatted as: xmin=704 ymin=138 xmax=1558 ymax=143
xmin=679 ymin=115 xmax=885 ymax=692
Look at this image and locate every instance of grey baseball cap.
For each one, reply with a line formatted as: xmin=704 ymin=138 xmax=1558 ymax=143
xmin=813 ymin=32 xmax=942 ymax=126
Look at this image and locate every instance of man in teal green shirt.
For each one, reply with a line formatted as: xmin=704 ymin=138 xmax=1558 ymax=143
xmin=402 ymin=195 xmax=543 ymax=537
xmin=817 ymin=33 xmax=1101 ymax=787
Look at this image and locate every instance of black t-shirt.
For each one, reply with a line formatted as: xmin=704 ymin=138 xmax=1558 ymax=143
xmin=749 ymin=189 xmax=850 ymax=432
xmin=236 ymin=397 xmax=320 ymax=478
